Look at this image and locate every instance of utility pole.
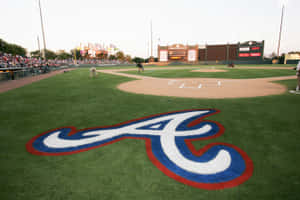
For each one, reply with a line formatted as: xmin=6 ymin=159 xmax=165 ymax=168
xmin=277 ymin=4 xmax=285 ymax=57
xmin=147 ymin=41 xmax=149 ymax=58
xmin=38 ymin=0 xmax=47 ymax=60
xmin=37 ymin=36 xmax=41 ymax=58
xmin=150 ymin=20 xmax=153 ymax=58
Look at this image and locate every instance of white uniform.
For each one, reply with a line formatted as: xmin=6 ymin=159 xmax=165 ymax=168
xmin=296 ymin=61 xmax=300 ymax=91
xmin=296 ymin=61 xmax=300 ymax=76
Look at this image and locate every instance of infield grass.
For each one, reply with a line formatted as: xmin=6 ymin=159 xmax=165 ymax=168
xmin=0 ymin=67 xmax=299 ymax=200
xmin=85 ymin=64 xmax=295 ymax=70
xmin=122 ymin=68 xmax=296 ymax=79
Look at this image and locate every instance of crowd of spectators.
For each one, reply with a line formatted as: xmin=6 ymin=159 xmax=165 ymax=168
xmin=0 ymin=52 xmax=131 ymax=70
xmin=0 ymin=52 xmax=72 ymax=69
xmin=0 ymin=52 xmax=132 ymax=81
xmin=76 ymin=59 xmax=130 ymax=65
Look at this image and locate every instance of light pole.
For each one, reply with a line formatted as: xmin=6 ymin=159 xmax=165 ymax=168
xmin=38 ymin=0 xmax=47 ymax=60
xmin=277 ymin=3 xmax=285 ymax=57
xmin=37 ymin=36 xmax=41 ymax=58
xmin=150 ymin=20 xmax=153 ymax=58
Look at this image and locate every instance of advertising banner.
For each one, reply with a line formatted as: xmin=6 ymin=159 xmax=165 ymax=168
xmin=160 ymin=51 xmax=168 ymax=62
xmin=188 ymin=50 xmax=196 ymax=61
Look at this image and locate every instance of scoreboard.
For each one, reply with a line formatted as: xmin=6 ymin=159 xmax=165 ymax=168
xmin=158 ymin=41 xmax=264 ymax=63
xmin=238 ymin=41 xmax=264 ymax=60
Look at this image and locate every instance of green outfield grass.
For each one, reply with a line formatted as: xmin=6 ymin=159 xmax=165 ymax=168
xmin=144 ymin=64 xmax=295 ymax=68
xmin=122 ymin=68 xmax=296 ymax=79
xmin=88 ymin=64 xmax=295 ymax=70
xmin=0 ymin=68 xmax=300 ymax=200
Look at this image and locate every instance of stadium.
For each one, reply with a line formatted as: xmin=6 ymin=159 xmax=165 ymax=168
xmin=1 ymin=0 xmax=300 ymax=200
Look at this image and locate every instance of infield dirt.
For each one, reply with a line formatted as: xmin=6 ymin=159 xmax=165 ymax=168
xmin=97 ymin=67 xmax=296 ymax=99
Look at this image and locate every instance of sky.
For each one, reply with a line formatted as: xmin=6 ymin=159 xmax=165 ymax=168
xmin=0 ymin=0 xmax=299 ymax=58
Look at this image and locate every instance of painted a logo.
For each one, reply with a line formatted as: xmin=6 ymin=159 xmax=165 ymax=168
xmin=26 ymin=109 xmax=253 ymax=190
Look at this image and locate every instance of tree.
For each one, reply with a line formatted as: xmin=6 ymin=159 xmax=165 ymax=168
xmin=0 ymin=38 xmax=26 ymax=56
xmin=96 ymin=52 xmax=107 ymax=60
xmin=116 ymin=51 xmax=125 ymax=61
xmin=125 ymin=55 xmax=132 ymax=62
xmin=57 ymin=51 xmax=72 ymax=60
xmin=30 ymin=50 xmax=42 ymax=58
xmin=31 ymin=49 xmax=57 ymax=60
xmin=109 ymin=55 xmax=116 ymax=60
xmin=132 ymin=57 xmax=145 ymax=64
xmin=45 ymin=49 xmax=57 ymax=60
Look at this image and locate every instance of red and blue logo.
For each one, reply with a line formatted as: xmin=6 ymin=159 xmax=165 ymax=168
xmin=26 ymin=109 xmax=253 ymax=190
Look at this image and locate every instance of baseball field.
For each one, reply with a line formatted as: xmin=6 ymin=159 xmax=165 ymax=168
xmin=1 ymin=64 xmax=300 ymax=200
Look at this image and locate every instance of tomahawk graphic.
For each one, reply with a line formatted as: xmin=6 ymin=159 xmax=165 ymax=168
xmin=27 ymin=109 xmax=253 ymax=189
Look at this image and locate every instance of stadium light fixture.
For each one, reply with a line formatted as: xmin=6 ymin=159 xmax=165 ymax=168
xmin=279 ymin=0 xmax=288 ymax=6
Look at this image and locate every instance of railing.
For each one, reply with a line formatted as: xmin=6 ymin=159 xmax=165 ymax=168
xmin=0 ymin=65 xmax=73 ymax=82
xmin=13 ymin=70 xmax=31 ymax=80
xmin=0 ymin=72 xmax=10 ymax=82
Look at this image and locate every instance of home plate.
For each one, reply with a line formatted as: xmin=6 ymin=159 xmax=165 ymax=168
xmin=289 ymin=90 xmax=300 ymax=94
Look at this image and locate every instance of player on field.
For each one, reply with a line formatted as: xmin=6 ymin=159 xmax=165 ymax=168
xmin=137 ymin=62 xmax=144 ymax=73
xmin=296 ymin=61 xmax=300 ymax=91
